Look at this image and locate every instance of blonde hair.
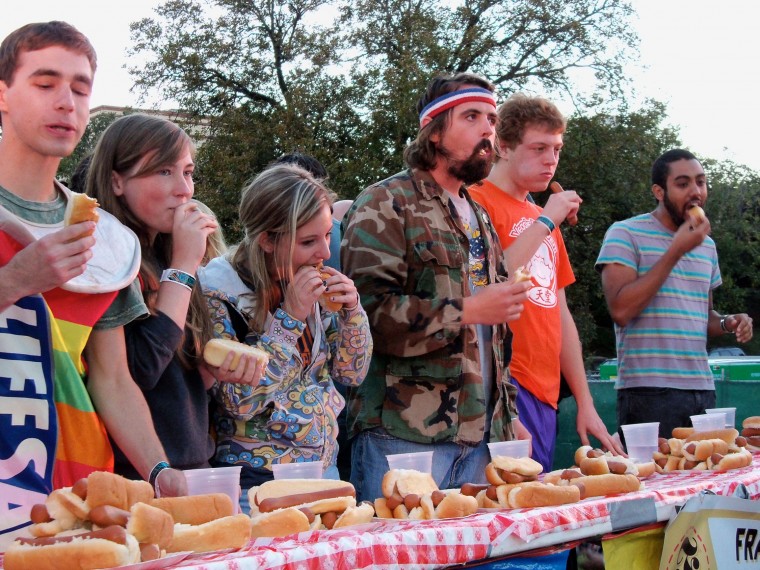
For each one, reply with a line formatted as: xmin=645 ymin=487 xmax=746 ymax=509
xmin=86 ymin=113 xmax=211 ymax=367
xmin=192 ymin=199 xmax=227 ymax=265
xmin=231 ymin=164 xmax=335 ymax=331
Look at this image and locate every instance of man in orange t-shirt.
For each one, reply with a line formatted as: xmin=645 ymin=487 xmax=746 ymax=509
xmin=470 ymin=94 xmax=623 ymax=470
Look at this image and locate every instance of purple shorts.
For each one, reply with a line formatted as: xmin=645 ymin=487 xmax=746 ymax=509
xmin=511 ymin=376 xmax=557 ymax=472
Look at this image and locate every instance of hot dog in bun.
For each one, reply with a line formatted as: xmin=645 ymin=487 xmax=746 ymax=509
xmin=374 ymin=469 xmax=477 ymax=520
xmin=149 ymin=493 xmax=251 ymax=552
xmin=28 ymin=471 xmax=154 ymax=538
xmin=570 ymin=473 xmax=641 ymax=500
xmin=316 ymin=262 xmax=342 ymax=312
xmin=202 ymin=338 xmax=270 ymax=371
xmin=5 ymin=526 xmax=140 ymax=570
xmin=741 ymin=416 xmax=760 ymax=451
xmin=249 ymin=479 xmax=374 ymax=536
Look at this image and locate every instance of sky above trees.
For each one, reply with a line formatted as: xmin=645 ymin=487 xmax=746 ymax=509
xmin=3 ymin=0 xmax=758 ymax=171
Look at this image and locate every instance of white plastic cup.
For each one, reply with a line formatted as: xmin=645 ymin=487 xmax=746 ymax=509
xmin=386 ymin=451 xmax=434 ymax=473
xmin=183 ymin=466 xmax=242 ymax=507
xmin=271 ymin=461 xmax=324 ymax=480
xmin=691 ymin=413 xmax=725 ymax=432
xmin=487 ymin=440 xmax=531 ymax=459
xmin=620 ymin=422 xmax=660 ymax=462
xmin=705 ymin=407 xmax=736 ymax=428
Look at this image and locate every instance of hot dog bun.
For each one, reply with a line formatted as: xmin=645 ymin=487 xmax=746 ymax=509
xmin=248 ymin=479 xmax=372 ymax=534
xmin=688 ymin=205 xmax=706 ymax=224
xmin=507 ymin=483 xmax=581 ymax=509
xmin=317 ymin=263 xmax=342 ymax=312
xmin=150 ymin=493 xmax=235 ymax=525
xmin=485 ymin=456 xmax=543 ymax=486
xmin=249 ymin=479 xmax=356 ymax=514
xmin=85 ymin=471 xmax=154 ymax=512
xmin=168 ymin=514 xmax=251 ymax=553
xmin=570 ymin=473 xmax=641 ymax=500
xmin=250 ymin=506 xmax=311 ymax=538
xmin=126 ymin=502 xmax=174 ymax=549
xmin=64 ymin=193 xmax=99 ymax=238
xmin=202 ymin=338 xmax=270 ymax=371
xmin=381 ymin=469 xmax=438 ymax=500
xmin=512 ymin=266 xmax=532 ymax=283
xmin=5 ymin=527 xmax=140 ymax=570
xmin=683 ymin=428 xmax=739 ymax=445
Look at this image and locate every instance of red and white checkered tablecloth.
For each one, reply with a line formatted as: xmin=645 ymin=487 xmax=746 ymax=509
xmin=3 ymin=455 xmax=758 ymax=570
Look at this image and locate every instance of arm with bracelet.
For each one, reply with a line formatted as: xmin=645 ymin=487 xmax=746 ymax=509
xmin=707 ymin=298 xmax=754 ymax=343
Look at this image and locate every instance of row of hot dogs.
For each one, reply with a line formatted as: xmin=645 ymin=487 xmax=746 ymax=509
xmin=8 ymin=418 xmax=758 ymax=569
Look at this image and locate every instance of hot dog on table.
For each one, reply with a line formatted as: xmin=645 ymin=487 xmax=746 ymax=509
xmin=4 ymin=471 xmax=251 ymax=569
xmin=464 ymin=456 xmax=582 ymax=508
xmin=373 ymin=469 xmax=478 ymax=520
xmin=652 ymin=426 xmax=753 ymax=472
xmin=741 ymin=415 xmax=760 ymax=452
xmin=248 ymin=479 xmax=374 ymax=537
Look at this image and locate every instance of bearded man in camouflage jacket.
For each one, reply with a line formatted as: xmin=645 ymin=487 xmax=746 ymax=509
xmin=342 ymin=73 xmax=532 ymax=502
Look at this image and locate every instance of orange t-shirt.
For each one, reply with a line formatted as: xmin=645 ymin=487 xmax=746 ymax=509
xmin=469 ymin=180 xmax=575 ymax=408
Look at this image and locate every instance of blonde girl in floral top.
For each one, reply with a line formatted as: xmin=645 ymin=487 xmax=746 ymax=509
xmin=199 ymin=164 xmax=372 ymax=511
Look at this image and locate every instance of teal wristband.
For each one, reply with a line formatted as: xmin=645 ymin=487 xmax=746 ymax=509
xmin=149 ymin=460 xmax=171 ymax=488
xmin=160 ymin=268 xmax=196 ymax=290
xmin=536 ymin=215 xmax=555 ymax=233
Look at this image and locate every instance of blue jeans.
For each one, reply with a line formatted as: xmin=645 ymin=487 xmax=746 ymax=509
xmin=238 ymin=464 xmax=340 ymax=515
xmin=350 ymin=428 xmax=492 ymax=503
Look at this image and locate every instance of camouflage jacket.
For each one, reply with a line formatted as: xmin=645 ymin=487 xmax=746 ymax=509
xmin=341 ymin=168 xmax=517 ymax=446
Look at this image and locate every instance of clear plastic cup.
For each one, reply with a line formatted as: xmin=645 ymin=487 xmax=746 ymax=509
xmin=271 ymin=461 xmax=324 ymax=480
xmin=691 ymin=413 xmax=725 ymax=432
xmin=386 ymin=451 xmax=434 ymax=473
xmin=705 ymin=407 xmax=736 ymax=428
xmin=487 ymin=440 xmax=531 ymax=459
xmin=620 ymin=422 xmax=660 ymax=462
xmin=183 ymin=466 xmax=242 ymax=507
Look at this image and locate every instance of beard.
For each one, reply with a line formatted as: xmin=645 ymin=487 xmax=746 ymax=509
xmin=662 ymin=188 xmax=685 ymax=227
xmin=439 ymin=139 xmax=493 ymax=185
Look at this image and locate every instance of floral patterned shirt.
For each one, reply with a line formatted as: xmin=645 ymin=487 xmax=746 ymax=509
xmin=199 ymin=257 xmax=372 ymax=473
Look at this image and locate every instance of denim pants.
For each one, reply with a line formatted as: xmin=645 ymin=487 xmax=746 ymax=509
xmin=617 ymin=386 xmax=716 ymax=444
xmin=349 ymin=428 xmax=492 ymax=503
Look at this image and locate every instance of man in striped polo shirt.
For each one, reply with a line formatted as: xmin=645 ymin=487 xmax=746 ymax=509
xmin=596 ymin=149 xmax=753 ymax=439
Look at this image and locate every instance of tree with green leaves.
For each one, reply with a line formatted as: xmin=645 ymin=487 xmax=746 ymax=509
xmin=58 ymin=111 xmax=121 ymax=185
xmin=127 ymin=0 xmax=638 ymax=239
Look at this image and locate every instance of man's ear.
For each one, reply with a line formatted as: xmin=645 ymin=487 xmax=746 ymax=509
xmin=258 ymin=232 xmax=275 ymax=253
xmin=652 ymin=184 xmax=665 ymax=202
xmin=421 ymin=117 xmax=439 ymax=143
xmin=0 ymin=80 xmax=9 ymax=114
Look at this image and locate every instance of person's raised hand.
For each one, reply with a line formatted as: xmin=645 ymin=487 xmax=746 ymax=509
xmin=171 ymin=202 xmax=218 ymax=272
xmin=673 ymin=214 xmax=710 ymax=256
xmin=281 ymin=265 xmax=323 ymax=322
xmin=318 ymin=265 xmax=360 ymax=310
xmin=543 ymin=189 xmax=582 ymax=227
